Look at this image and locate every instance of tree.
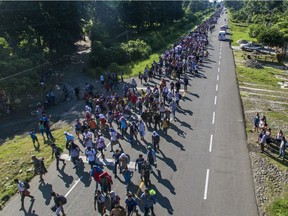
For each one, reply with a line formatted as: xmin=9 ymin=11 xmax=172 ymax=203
xmin=257 ymin=27 xmax=285 ymax=48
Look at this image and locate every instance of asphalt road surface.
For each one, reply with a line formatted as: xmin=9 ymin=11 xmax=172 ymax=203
xmin=1 ymin=13 xmax=258 ymax=216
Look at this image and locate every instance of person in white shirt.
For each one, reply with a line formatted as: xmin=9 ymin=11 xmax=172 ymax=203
xmin=83 ymin=130 xmax=93 ymax=148
xmin=138 ymin=120 xmax=146 ymax=140
xmin=96 ymin=133 xmax=106 ymax=158
xmin=14 ymin=179 xmax=34 ymax=208
xmin=109 ymin=128 xmax=122 ymax=152
xmin=85 ymin=146 xmax=96 ymax=169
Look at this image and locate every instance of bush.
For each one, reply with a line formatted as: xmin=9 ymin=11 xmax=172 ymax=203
xmin=248 ymin=24 xmax=264 ymax=38
xmin=120 ymin=39 xmax=152 ymax=61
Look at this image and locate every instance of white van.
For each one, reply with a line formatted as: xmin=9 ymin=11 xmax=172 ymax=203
xmin=218 ymin=31 xmax=226 ymax=41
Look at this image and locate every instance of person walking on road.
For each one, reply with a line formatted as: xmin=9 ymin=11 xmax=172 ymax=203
xmin=113 ymin=149 xmax=122 ymax=177
xmin=90 ymin=165 xmax=103 ymax=193
xmin=85 ymin=146 xmax=96 ymax=169
xmin=14 ymin=179 xmax=34 ymax=208
xmin=69 ymin=141 xmax=83 ymax=169
xmin=125 ymin=193 xmax=137 ymax=216
xmin=51 ymin=144 xmax=66 ymax=170
xmin=64 ymin=131 xmax=74 ymax=150
xmin=141 ymin=160 xmax=152 ymax=187
xmin=147 ymin=146 xmax=157 ymax=168
xmin=32 ymin=155 xmax=47 ymax=181
xmin=152 ymin=131 xmax=160 ymax=152
xmin=51 ymin=191 xmax=67 ymax=216
xmin=122 ymin=167 xmax=134 ymax=192
xmin=138 ymin=119 xmax=146 ymax=140
xmin=135 ymin=154 xmax=145 ymax=179
xmin=140 ymin=188 xmax=157 ymax=216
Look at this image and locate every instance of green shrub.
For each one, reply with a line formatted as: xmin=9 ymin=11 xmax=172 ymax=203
xmin=120 ymin=39 xmax=152 ymax=61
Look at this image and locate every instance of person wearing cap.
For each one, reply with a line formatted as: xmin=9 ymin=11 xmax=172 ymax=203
xmin=140 ymin=188 xmax=157 ymax=216
xmin=64 ymin=131 xmax=74 ymax=150
xmin=109 ymin=128 xmax=122 ymax=152
xmin=125 ymin=193 xmax=137 ymax=216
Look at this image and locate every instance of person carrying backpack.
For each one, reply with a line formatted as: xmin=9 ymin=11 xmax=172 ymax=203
xmin=14 ymin=179 xmax=34 ymax=208
xmin=90 ymin=165 xmax=103 ymax=193
xmin=51 ymin=191 xmax=67 ymax=216
xmin=99 ymin=172 xmax=113 ymax=195
xmin=32 ymin=155 xmax=47 ymax=181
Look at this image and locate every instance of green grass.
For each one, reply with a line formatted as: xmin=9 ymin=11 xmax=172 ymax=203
xmin=267 ymin=193 xmax=288 ymax=216
xmin=0 ymin=126 xmax=69 ymax=209
xmin=228 ymin=12 xmax=253 ymax=46
xmin=236 ymin=65 xmax=281 ymax=87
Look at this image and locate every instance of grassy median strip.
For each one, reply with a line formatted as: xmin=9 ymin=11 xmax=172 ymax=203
xmin=0 ymin=126 xmax=69 ymax=209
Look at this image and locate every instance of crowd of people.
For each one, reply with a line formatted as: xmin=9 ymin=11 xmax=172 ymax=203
xmin=253 ymin=113 xmax=287 ymax=159
xmin=16 ymin=8 xmax=224 ymax=216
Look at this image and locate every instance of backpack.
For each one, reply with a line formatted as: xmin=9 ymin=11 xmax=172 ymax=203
xmin=58 ymin=195 xmax=67 ymax=205
xmin=21 ymin=181 xmax=30 ymax=189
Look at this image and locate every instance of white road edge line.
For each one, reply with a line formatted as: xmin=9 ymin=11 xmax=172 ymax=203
xmin=218 ymin=68 xmax=220 ymax=73
xmin=214 ymin=96 xmax=217 ymax=105
xmin=216 ymin=84 xmax=218 ymax=91
xmin=209 ymin=135 xmax=213 ymax=152
xmin=204 ymin=169 xmax=210 ymax=200
xmin=217 ymin=74 xmax=219 ymax=81
xmin=65 ymin=176 xmax=83 ymax=197
xmin=212 ymin=112 xmax=215 ymax=124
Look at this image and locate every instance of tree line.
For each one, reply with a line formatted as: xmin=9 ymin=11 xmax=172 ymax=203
xmin=225 ymin=0 xmax=288 ymax=57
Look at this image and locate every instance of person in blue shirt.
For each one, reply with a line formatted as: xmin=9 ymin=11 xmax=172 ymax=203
xmin=122 ymin=167 xmax=133 ymax=192
xmin=125 ymin=193 xmax=137 ymax=216
xmin=140 ymin=188 xmax=157 ymax=216
xmin=29 ymin=129 xmax=40 ymax=151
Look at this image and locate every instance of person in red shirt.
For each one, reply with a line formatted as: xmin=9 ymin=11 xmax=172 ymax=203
xmin=130 ymin=93 xmax=137 ymax=110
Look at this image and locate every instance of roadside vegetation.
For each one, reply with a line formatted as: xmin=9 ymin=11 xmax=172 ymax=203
xmin=0 ymin=126 xmax=69 ymax=209
xmin=0 ymin=1 xmax=215 ymax=115
xmin=226 ymin=0 xmax=288 ymax=215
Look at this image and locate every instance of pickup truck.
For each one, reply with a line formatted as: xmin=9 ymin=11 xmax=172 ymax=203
xmin=240 ymin=42 xmax=276 ymax=54
xmin=240 ymin=42 xmax=263 ymax=52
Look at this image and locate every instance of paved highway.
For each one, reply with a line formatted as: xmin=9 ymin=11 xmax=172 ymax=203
xmin=1 ymin=13 xmax=258 ymax=216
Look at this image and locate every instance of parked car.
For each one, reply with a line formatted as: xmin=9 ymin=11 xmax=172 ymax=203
xmin=220 ymin=25 xmax=228 ymax=32
xmin=240 ymin=42 xmax=263 ymax=52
